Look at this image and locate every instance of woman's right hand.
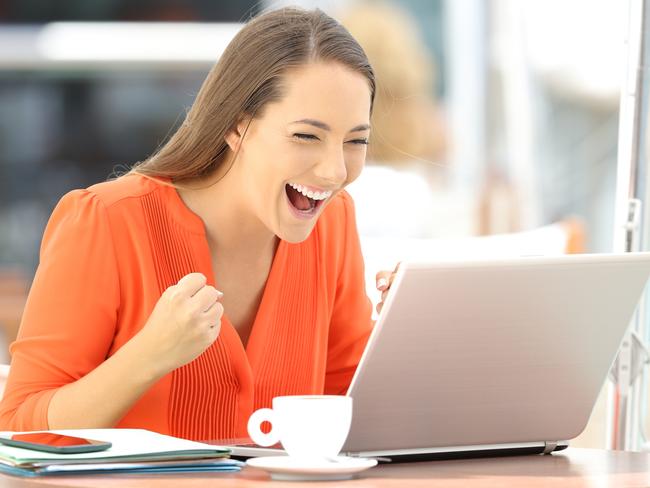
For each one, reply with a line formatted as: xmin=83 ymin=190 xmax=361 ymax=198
xmin=136 ymin=272 xmax=224 ymax=376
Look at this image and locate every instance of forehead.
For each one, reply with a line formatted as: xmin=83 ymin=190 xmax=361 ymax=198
xmin=265 ymin=61 xmax=372 ymax=128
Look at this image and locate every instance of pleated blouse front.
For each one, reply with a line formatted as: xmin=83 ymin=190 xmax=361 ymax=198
xmin=0 ymin=174 xmax=373 ymax=440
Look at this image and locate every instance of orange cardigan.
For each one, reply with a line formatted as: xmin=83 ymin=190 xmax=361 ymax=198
xmin=0 ymin=174 xmax=373 ymax=440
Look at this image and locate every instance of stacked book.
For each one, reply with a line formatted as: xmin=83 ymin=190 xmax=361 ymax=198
xmin=0 ymin=429 xmax=242 ymax=476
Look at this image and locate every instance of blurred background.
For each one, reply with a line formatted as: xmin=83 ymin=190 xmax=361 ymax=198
xmin=0 ymin=0 xmax=632 ymax=447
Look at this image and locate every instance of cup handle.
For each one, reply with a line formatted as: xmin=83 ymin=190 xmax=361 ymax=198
xmin=247 ymin=408 xmax=279 ymax=447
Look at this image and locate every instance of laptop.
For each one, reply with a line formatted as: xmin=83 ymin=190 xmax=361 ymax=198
xmin=223 ymin=252 xmax=650 ymax=461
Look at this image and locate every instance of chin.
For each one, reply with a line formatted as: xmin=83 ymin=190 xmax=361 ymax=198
xmin=277 ymin=226 xmax=316 ymax=244
xmin=275 ymin=215 xmax=320 ymax=243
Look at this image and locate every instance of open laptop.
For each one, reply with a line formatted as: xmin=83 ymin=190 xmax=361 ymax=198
xmin=224 ymin=252 xmax=650 ymax=461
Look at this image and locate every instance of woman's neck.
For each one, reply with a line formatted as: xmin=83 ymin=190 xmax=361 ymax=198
xmin=174 ymin=166 xmax=277 ymax=259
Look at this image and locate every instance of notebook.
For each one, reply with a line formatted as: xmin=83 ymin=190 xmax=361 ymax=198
xmin=0 ymin=429 xmax=242 ymax=476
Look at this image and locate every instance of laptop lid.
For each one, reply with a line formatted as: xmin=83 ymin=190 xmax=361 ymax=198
xmin=343 ymin=252 xmax=650 ymax=455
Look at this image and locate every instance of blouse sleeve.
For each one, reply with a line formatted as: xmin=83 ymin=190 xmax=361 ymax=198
xmin=0 ymin=189 xmax=120 ymax=430
xmin=324 ymin=192 xmax=374 ymax=395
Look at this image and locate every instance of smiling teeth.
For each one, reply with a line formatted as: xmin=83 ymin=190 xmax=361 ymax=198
xmin=288 ymin=182 xmax=332 ymax=201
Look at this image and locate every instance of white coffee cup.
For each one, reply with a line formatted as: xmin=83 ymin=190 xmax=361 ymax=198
xmin=247 ymin=395 xmax=352 ymax=459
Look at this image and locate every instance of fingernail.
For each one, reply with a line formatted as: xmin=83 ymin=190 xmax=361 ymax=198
xmin=216 ymin=290 xmax=224 ymax=299
xmin=377 ymin=278 xmax=388 ymax=290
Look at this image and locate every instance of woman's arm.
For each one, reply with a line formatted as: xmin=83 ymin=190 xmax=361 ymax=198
xmin=47 ymin=272 xmax=223 ymax=429
xmin=0 ymin=190 xmax=223 ymax=430
xmin=46 ymin=327 xmax=162 ymax=429
xmin=47 ymin=273 xmax=223 ymax=429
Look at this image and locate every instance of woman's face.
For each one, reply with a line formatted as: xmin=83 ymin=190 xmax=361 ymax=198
xmin=227 ymin=61 xmax=372 ymax=243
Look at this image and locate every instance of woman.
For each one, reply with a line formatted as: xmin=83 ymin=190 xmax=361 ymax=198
xmin=0 ymin=7 xmax=395 ymax=441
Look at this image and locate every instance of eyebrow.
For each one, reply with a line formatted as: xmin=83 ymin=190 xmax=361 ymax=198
xmin=291 ymin=119 xmax=371 ymax=133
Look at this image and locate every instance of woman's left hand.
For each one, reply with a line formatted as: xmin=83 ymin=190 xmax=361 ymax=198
xmin=375 ymin=262 xmax=401 ymax=314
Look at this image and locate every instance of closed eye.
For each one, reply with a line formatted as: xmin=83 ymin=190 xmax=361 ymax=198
xmin=293 ymin=133 xmax=320 ymax=141
xmin=293 ymin=133 xmax=368 ymax=145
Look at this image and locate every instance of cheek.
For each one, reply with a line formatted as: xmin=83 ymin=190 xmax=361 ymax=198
xmin=246 ymin=139 xmax=288 ymax=181
xmin=277 ymin=143 xmax=318 ymax=174
xmin=344 ymin=152 xmax=367 ymax=184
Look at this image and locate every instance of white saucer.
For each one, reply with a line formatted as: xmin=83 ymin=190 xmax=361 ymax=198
xmin=246 ymin=455 xmax=378 ymax=481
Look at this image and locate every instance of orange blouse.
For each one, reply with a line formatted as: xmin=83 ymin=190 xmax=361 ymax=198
xmin=0 ymin=174 xmax=373 ymax=440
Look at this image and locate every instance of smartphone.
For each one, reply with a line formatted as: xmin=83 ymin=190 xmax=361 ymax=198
xmin=0 ymin=432 xmax=112 ymax=454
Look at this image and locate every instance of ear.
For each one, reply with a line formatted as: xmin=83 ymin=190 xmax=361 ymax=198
xmin=224 ymin=118 xmax=250 ymax=152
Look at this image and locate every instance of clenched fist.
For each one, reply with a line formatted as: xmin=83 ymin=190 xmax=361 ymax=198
xmin=136 ymin=273 xmax=224 ymax=376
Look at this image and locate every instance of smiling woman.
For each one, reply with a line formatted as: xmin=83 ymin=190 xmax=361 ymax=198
xmin=174 ymin=60 xmax=372 ymax=245
xmin=0 ymin=7 xmax=384 ymax=441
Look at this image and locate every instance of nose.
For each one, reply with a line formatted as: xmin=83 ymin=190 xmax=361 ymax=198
xmin=314 ymin=145 xmax=347 ymax=187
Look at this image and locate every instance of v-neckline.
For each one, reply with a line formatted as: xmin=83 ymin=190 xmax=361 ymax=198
xmin=209 ymin=238 xmax=285 ymax=357
xmin=164 ymin=176 xmax=287 ymax=368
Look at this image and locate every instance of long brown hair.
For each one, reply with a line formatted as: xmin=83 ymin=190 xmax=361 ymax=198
xmin=131 ymin=7 xmax=375 ymax=181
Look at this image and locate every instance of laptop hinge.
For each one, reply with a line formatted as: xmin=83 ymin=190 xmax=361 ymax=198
xmin=543 ymin=441 xmax=558 ymax=454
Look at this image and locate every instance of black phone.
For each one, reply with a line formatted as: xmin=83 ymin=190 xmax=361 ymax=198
xmin=0 ymin=432 xmax=112 ymax=454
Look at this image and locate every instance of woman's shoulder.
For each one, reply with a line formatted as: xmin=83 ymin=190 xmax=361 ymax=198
xmin=46 ymin=174 xmax=177 ymax=239
xmin=84 ymin=173 xmax=163 ymax=209
xmin=52 ymin=173 xmax=174 ymax=225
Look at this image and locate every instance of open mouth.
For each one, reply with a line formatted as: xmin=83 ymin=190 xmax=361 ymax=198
xmin=285 ymin=183 xmax=329 ymax=217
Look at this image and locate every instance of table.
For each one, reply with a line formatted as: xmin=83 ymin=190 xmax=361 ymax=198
xmin=0 ymin=448 xmax=648 ymax=487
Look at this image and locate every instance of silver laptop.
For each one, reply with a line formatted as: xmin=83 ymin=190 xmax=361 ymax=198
xmin=225 ymin=253 xmax=650 ymax=460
